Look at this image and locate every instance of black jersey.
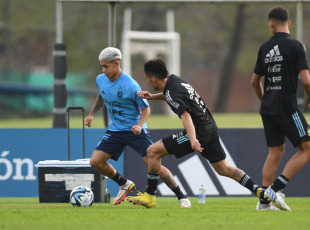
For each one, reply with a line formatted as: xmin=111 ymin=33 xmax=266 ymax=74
xmin=163 ymin=74 xmax=216 ymax=135
xmin=254 ymin=32 xmax=308 ymax=115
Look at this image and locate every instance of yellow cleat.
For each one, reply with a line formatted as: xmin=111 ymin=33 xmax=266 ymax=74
xmin=256 ymin=187 xmax=262 ymax=199
xmin=127 ymin=192 xmax=156 ymax=208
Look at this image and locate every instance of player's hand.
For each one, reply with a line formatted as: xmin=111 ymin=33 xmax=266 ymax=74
xmin=84 ymin=115 xmax=93 ymax=127
xmin=137 ymin=91 xmax=152 ymax=100
xmin=191 ymin=139 xmax=204 ymax=152
xmin=131 ymin=125 xmax=142 ymax=135
xmin=307 ymin=97 xmax=310 ymax=108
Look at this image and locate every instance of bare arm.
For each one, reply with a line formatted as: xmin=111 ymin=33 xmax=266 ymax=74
xmin=300 ymin=69 xmax=310 ymax=107
xmin=85 ymin=94 xmax=104 ymax=127
xmin=251 ymin=73 xmax=264 ymax=101
xmin=137 ymin=91 xmax=166 ymax=100
xmin=180 ymin=110 xmax=203 ymax=152
xmin=131 ymin=106 xmax=151 ymax=135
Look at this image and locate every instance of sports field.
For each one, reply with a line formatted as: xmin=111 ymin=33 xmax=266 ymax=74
xmin=0 ymin=197 xmax=309 ymax=230
xmin=1 ymin=113 xmax=310 ymax=230
xmin=0 ymin=113 xmax=266 ymax=128
xmin=3 ymin=112 xmax=310 ymax=129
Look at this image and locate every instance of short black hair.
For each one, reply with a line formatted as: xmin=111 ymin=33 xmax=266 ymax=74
xmin=268 ymin=7 xmax=289 ymax=22
xmin=144 ymin=58 xmax=169 ymax=80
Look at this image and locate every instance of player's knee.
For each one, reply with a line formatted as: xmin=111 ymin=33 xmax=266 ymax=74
xmin=89 ymin=158 xmax=99 ymax=169
xmin=146 ymin=146 xmax=155 ymax=158
xmin=147 ymin=145 xmax=161 ymax=159
xmin=90 ymin=158 xmax=105 ymax=169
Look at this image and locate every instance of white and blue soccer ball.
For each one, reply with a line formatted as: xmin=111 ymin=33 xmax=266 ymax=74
xmin=70 ymin=186 xmax=94 ymax=207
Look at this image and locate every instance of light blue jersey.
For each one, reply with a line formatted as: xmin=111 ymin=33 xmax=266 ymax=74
xmin=96 ymin=71 xmax=149 ymax=131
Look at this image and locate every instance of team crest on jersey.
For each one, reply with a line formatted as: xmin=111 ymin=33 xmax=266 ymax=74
xmin=117 ymin=87 xmax=123 ymax=98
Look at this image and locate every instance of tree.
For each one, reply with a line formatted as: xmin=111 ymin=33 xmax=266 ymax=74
xmin=214 ymin=4 xmax=247 ymax=112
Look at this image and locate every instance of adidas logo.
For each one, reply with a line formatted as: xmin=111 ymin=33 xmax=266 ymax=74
xmin=264 ymin=45 xmax=283 ymax=63
xmin=157 ymin=138 xmax=252 ymax=196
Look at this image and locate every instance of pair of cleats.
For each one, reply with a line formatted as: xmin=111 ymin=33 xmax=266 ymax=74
xmin=113 ymin=180 xmax=289 ymax=211
xmin=112 ymin=179 xmax=192 ymax=208
xmin=126 ymin=192 xmax=192 ymax=208
xmin=258 ymin=186 xmax=291 ymax=211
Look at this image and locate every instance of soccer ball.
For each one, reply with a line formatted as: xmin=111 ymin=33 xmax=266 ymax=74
xmin=70 ymin=186 xmax=94 ymax=207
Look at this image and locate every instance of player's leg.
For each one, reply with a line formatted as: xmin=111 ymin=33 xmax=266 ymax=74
xmin=90 ymin=149 xmax=135 ymax=205
xmin=202 ymin=130 xmax=262 ymax=197
xmin=262 ymin=145 xmax=285 ymax=187
xmin=127 ymin=130 xmax=193 ymax=208
xmin=258 ymin=115 xmax=287 ymax=210
xmin=274 ymin=141 xmax=310 ymax=189
xmin=127 ymin=140 xmax=168 ymax=208
xmin=128 ymin=129 xmax=190 ymax=206
xmin=211 ymin=159 xmax=261 ymax=196
xmin=91 ymin=131 xmax=135 ymax=205
xmin=262 ymin=143 xmax=310 ymax=211
xmin=90 ymin=149 xmax=115 ymax=178
xmin=142 ymin=154 xmax=191 ymax=207
xmin=265 ymin=111 xmax=310 ymax=210
xmin=258 ymin=144 xmax=285 ymax=210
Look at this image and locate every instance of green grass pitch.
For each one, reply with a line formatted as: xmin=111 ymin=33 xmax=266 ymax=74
xmin=1 ymin=114 xmax=310 ymax=230
xmin=0 ymin=197 xmax=310 ymax=230
xmin=1 ymin=113 xmax=310 ymax=129
xmin=0 ymin=113 xmax=265 ymax=128
xmin=2 ymin=113 xmax=310 ymax=129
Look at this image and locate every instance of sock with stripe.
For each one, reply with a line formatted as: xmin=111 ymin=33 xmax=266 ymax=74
xmin=112 ymin=171 xmax=127 ymax=186
xmin=172 ymin=186 xmax=186 ymax=200
xmin=271 ymin=175 xmax=289 ymax=192
xmin=240 ymin=174 xmax=259 ymax=194
xmin=146 ymin=173 xmax=160 ymax=195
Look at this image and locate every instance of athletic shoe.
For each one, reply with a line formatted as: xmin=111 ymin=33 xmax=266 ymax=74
xmin=179 ymin=198 xmax=192 ymax=208
xmin=264 ymin=186 xmax=291 ymax=211
xmin=126 ymin=192 xmax=156 ymax=208
xmin=113 ymin=180 xmax=135 ymax=205
xmin=256 ymin=201 xmax=280 ymax=211
xmin=256 ymin=187 xmax=263 ymax=198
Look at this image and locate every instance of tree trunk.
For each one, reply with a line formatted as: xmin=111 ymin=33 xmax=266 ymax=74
xmin=214 ymin=4 xmax=247 ymax=112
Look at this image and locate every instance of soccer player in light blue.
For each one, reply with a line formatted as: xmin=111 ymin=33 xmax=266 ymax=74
xmin=85 ymin=47 xmax=191 ymax=207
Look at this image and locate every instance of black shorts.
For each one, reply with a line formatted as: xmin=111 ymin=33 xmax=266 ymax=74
xmin=261 ymin=111 xmax=310 ymax=148
xmin=162 ymin=129 xmax=226 ymax=163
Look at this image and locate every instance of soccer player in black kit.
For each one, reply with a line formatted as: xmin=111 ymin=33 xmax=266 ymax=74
xmin=126 ymin=58 xmax=284 ymax=209
xmin=252 ymin=7 xmax=310 ymax=211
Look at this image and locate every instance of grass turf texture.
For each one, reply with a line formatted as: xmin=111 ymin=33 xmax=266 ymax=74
xmin=3 ymin=112 xmax=310 ymax=129
xmin=0 ymin=197 xmax=309 ymax=230
xmin=0 ymin=113 xmax=267 ymax=128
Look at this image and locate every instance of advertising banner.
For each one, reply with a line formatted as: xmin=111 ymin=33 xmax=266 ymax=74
xmin=125 ymin=129 xmax=310 ymax=197
xmin=0 ymin=129 xmax=122 ymax=197
xmin=1 ymin=128 xmax=309 ymax=198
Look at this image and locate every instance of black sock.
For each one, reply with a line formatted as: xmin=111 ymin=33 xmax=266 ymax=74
xmin=271 ymin=175 xmax=289 ymax=192
xmin=260 ymin=186 xmax=270 ymax=204
xmin=172 ymin=186 xmax=186 ymax=200
xmin=146 ymin=173 xmax=160 ymax=195
xmin=112 ymin=171 xmax=127 ymax=186
xmin=240 ymin=174 xmax=259 ymax=194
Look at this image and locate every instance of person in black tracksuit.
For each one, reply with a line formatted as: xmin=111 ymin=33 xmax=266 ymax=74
xmin=126 ymin=58 xmax=264 ymax=208
xmin=252 ymin=6 xmax=310 ymax=211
